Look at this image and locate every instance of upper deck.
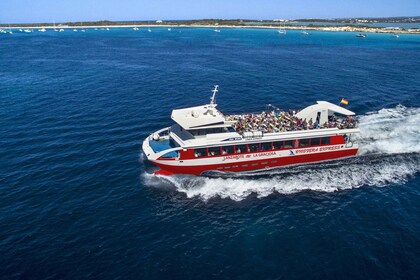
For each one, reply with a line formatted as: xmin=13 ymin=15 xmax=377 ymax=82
xmin=225 ymin=104 xmax=357 ymax=135
xmin=151 ymin=87 xmax=359 ymax=151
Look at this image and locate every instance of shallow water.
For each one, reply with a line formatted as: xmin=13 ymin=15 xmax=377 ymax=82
xmin=0 ymin=28 xmax=419 ymax=279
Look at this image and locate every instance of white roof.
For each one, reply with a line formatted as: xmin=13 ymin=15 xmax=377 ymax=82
xmin=171 ymin=104 xmax=227 ymax=129
xmin=296 ymin=101 xmax=355 ymax=119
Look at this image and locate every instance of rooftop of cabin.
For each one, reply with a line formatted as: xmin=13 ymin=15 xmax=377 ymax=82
xmin=171 ymin=104 xmax=235 ymax=130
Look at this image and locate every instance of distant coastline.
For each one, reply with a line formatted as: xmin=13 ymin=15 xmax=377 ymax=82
xmin=2 ymin=18 xmax=420 ymax=34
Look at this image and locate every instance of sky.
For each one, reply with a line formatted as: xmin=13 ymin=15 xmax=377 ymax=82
xmin=0 ymin=0 xmax=419 ymax=24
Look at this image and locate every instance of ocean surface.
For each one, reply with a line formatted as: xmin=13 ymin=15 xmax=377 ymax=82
xmin=1 ymin=28 xmax=419 ymax=279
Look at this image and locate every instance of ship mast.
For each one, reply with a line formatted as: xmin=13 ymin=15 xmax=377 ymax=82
xmin=210 ymin=85 xmax=219 ymax=106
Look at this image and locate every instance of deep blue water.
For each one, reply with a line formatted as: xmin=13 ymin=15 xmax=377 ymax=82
xmin=1 ymin=28 xmax=419 ymax=279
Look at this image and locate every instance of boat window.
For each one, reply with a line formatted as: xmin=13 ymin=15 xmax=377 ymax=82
xmin=222 ymin=146 xmax=234 ymax=155
xmin=273 ymin=141 xmax=283 ymax=150
xmin=208 ymin=147 xmax=220 ymax=156
xmin=235 ymin=145 xmax=246 ymax=153
xmin=300 ymin=139 xmax=310 ymax=147
xmin=284 ymin=140 xmax=293 ymax=148
xmin=194 ymin=148 xmax=207 ymax=158
xmin=161 ymin=151 xmax=179 ymax=158
xmin=322 ymin=137 xmax=330 ymax=145
xmin=261 ymin=142 xmax=272 ymax=151
xmin=294 ymin=140 xmax=299 ymax=148
xmin=169 ymin=139 xmax=180 ymax=148
xmin=311 ymin=138 xmax=321 ymax=146
xmin=207 ymin=128 xmax=226 ymax=134
xmin=248 ymin=143 xmax=259 ymax=152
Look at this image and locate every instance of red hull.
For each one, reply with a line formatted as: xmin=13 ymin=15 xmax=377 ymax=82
xmin=153 ymin=148 xmax=358 ymax=176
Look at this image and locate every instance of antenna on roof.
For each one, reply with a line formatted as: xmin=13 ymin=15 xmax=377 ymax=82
xmin=210 ymin=85 xmax=219 ymax=105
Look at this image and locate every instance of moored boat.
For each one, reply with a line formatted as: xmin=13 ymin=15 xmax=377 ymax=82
xmin=143 ymin=86 xmax=359 ymax=176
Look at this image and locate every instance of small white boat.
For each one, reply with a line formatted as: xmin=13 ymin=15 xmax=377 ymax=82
xmin=168 ymin=28 xmax=171 ymax=31
xmin=0 ymin=29 xmax=6 ymax=34
xmin=392 ymin=34 xmax=399 ymax=38
xmin=148 ymin=28 xmax=152 ymax=32
xmin=59 ymin=28 xmax=64 ymax=32
xmin=278 ymin=29 xmax=286 ymax=35
xmin=214 ymin=28 xmax=221 ymax=33
xmin=133 ymin=27 xmax=139 ymax=31
xmin=23 ymin=29 xmax=32 ymax=33
xmin=106 ymin=28 xmax=110 ymax=31
xmin=19 ymin=29 xmax=23 ymax=32
xmin=356 ymin=33 xmax=366 ymax=38
xmin=301 ymin=31 xmax=310 ymax=35
xmin=38 ymin=28 xmax=46 ymax=32
xmin=80 ymin=29 xmax=86 ymax=32
xmin=73 ymin=29 xmax=78 ymax=32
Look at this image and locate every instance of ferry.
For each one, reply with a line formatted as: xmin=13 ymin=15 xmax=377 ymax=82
xmin=142 ymin=86 xmax=359 ymax=176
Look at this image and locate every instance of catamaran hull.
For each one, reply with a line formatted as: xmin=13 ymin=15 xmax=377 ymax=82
xmin=151 ymin=147 xmax=358 ymax=176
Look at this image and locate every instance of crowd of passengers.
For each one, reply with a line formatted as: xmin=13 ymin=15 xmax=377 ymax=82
xmin=225 ymin=110 xmax=357 ymax=134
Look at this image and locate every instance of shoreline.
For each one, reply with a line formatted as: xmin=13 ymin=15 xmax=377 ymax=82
xmin=4 ymin=24 xmax=420 ymax=34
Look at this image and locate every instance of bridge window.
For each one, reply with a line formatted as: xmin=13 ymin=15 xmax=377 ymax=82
xmin=261 ymin=142 xmax=272 ymax=151
xmin=284 ymin=140 xmax=293 ymax=148
xmin=300 ymin=139 xmax=310 ymax=147
xmin=322 ymin=137 xmax=330 ymax=145
xmin=235 ymin=145 xmax=246 ymax=153
xmin=273 ymin=141 xmax=283 ymax=150
xmin=248 ymin=143 xmax=259 ymax=152
xmin=161 ymin=151 xmax=179 ymax=158
xmin=222 ymin=146 xmax=234 ymax=155
xmin=311 ymin=138 xmax=321 ymax=146
xmin=194 ymin=148 xmax=207 ymax=158
xmin=208 ymin=147 xmax=220 ymax=156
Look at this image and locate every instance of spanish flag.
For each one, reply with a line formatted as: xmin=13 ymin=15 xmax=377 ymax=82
xmin=340 ymin=98 xmax=349 ymax=105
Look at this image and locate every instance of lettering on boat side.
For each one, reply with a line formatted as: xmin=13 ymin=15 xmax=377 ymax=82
xmin=222 ymin=155 xmax=245 ymax=161
xmin=295 ymin=145 xmax=341 ymax=154
xmin=222 ymin=151 xmax=277 ymax=161
xmin=253 ymin=151 xmax=276 ymax=157
xmin=222 ymin=137 xmax=242 ymax=141
xmin=295 ymin=148 xmax=318 ymax=154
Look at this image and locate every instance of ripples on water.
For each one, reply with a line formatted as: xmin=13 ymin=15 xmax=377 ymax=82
xmin=0 ymin=29 xmax=419 ymax=279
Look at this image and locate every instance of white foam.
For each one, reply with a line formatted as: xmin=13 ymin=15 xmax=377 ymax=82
xmin=143 ymin=105 xmax=420 ymax=201
xmin=356 ymin=105 xmax=420 ymax=155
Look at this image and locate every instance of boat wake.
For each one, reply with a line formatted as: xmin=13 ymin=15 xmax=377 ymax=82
xmin=142 ymin=105 xmax=420 ymax=201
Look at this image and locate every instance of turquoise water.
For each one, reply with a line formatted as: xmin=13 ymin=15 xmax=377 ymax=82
xmin=0 ymin=28 xmax=419 ymax=279
xmin=288 ymin=21 xmax=420 ymax=29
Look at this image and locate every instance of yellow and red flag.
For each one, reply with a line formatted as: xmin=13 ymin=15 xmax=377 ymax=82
xmin=340 ymin=98 xmax=349 ymax=105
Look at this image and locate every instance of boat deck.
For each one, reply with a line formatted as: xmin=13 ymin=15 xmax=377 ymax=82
xmin=149 ymin=138 xmax=179 ymax=157
xmin=225 ymin=110 xmax=357 ymax=134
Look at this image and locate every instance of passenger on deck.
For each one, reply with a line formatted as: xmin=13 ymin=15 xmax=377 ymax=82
xmin=227 ymin=108 xmax=356 ymax=134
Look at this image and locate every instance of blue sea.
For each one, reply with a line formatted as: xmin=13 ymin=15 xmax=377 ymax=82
xmin=1 ymin=28 xmax=419 ymax=279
